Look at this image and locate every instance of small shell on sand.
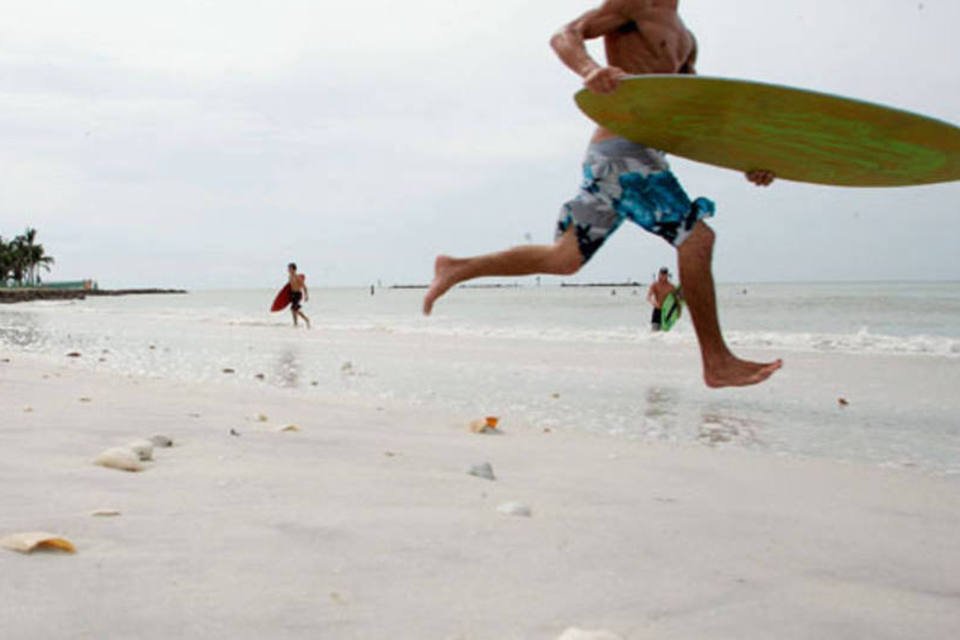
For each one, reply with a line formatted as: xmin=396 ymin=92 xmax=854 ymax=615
xmin=496 ymin=502 xmax=532 ymax=517
xmin=78 ymin=397 xmax=92 ymax=403
xmin=278 ymin=424 xmax=300 ymax=433
xmin=1 ymin=532 xmax=76 ymax=554
xmin=556 ymin=629 xmax=623 ymax=640
xmin=90 ymin=509 xmax=121 ymax=517
xmin=838 ymin=397 xmax=850 ymax=407
xmin=23 ymin=406 xmax=33 ymax=413
xmin=127 ymin=440 xmax=154 ymax=461
xmin=94 ymin=447 xmax=145 ymax=472
xmin=468 ymin=462 xmax=496 ymax=481
xmin=254 ymin=373 xmax=265 ymax=380
xmin=256 ymin=414 xmax=269 ymax=423
xmin=222 ymin=368 xmax=236 ymax=374
xmin=66 ymin=352 xmax=81 ymax=358
xmin=469 ymin=417 xmax=501 ymax=434
xmin=150 ymin=435 xmax=173 ymax=448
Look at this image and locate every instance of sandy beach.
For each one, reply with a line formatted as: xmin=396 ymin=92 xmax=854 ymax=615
xmin=2 ymin=350 xmax=959 ymax=640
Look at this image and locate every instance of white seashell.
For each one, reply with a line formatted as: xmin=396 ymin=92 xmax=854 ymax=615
xmin=467 ymin=462 xmax=496 ymax=481
xmin=94 ymin=447 xmax=145 ymax=472
xmin=556 ymin=629 xmax=623 ymax=640
xmin=127 ymin=440 xmax=154 ymax=461
xmin=90 ymin=509 xmax=121 ymax=517
xmin=150 ymin=435 xmax=173 ymax=448
xmin=496 ymin=501 xmax=531 ymax=517
xmin=0 ymin=531 xmax=76 ymax=554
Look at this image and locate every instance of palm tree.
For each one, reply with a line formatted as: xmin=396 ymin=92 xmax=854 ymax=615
xmin=21 ymin=228 xmax=53 ymax=285
xmin=0 ymin=229 xmax=55 ymax=287
xmin=0 ymin=236 xmax=12 ymax=286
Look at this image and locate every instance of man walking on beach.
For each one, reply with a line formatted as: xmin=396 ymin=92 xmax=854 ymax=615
xmin=423 ymin=0 xmax=782 ymax=388
xmin=287 ymin=262 xmax=311 ymax=329
xmin=647 ymin=267 xmax=676 ymax=332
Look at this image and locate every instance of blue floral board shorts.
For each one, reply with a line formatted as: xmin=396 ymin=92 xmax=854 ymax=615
xmin=556 ymin=137 xmax=715 ymax=262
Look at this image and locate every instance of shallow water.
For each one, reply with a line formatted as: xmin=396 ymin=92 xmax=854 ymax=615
xmin=2 ymin=283 xmax=959 ymax=473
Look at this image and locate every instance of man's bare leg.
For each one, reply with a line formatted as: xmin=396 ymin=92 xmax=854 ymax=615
xmin=423 ymin=229 xmax=582 ymax=315
xmin=678 ymin=222 xmax=782 ymax=388
xmin=298 ymin=311 xmax=311 ymax=329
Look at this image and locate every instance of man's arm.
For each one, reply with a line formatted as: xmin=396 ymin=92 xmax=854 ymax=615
xmin=646 ymin=284 xmax=657 ymax=307
xmin=302 ymin=282 xmax=309 ymax=302
xmin=550 ymin=0 xmax=632 ymax=94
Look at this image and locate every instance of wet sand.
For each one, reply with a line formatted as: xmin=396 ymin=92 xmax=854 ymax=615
xmin=1 ymin=354 xmax=958 ymax=639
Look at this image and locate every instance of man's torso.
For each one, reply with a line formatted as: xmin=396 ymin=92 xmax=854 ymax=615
xmin=650 ymin=280 xmax=676 ymax=307
xmin=596 ymin=0 xmax=694 ymax=141
xmin=289 ymin=273 xmax=304 ymax=292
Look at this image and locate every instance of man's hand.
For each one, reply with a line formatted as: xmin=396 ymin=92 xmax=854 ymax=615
xmin=746 ymin=169 xmax=775 ymax=187
xmin=584 ymin=66 xmax=628 ymax=94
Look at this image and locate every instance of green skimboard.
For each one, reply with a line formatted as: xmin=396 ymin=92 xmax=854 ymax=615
xmin=575 ymin=76 xmax=960 ymax=187
xmin=660 ymin=290 xmax=682 ymax=332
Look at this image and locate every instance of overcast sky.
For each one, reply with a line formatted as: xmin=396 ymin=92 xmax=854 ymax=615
xmin=0 ymin=0 xmax=957 ymax=288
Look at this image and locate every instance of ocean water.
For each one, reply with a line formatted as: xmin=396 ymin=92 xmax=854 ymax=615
xmin=2 ymin=283 xmax=959 ymax=474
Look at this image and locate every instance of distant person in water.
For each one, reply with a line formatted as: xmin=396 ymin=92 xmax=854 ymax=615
xmin=422 ymin=0 xmax=782 ymax=388
xmin=647 ymin=267 xmax=676 ymax=332
xmin=287 ymin=263 xmax=310 ymax=328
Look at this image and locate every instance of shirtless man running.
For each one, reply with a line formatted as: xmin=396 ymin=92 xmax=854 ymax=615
xmin=423 ymin=0 xmax=782 ymax=388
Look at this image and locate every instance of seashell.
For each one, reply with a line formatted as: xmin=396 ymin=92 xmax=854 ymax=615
xmin=838 ymin=397 xmax=850 ymax=407
xmin=496 ymin=501 xmax=531 ymax=517
xmin=278 ymin=424 xmax=300 ymax=433
xmin=254 ymin=373 xmax=265 ymax=380
xmin=222 ymin=368 xmax=235 ymax=374
xmin=555 ymin=629 xmax=623 ymax=640
xmin=468 ymin=462 xmax=496 ymax=481
xmin=23 ymin=406 xmax=34 ymax=413
xmin=94 ymin=447 xmax=145 ymax=472
xmin=127 ymin=440 xmax=154 ymax=461
xmin=78 ymin=397 xmax=92 ymax=403
xmin=90 ymin=509 xmax=121 ymax=517
xmin=256 ymin=414 xmax=269 ymax=423
xmin=1 ymin=531 xmax=76 ymax=554
xmin=340 ymin=361 xmax=354 ymax=372
xmin=469 ymin=417 xmax=501 ymax=434
xmin=150 ymin=435 xmax=173 ymax=448
xmin=66 ymin=352 xmax=81 ymax=358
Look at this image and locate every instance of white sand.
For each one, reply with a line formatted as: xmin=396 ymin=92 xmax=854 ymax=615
xmin=1 ymin=354 xmax=958 ymax=639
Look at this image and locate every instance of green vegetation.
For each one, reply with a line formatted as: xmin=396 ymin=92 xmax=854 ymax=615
xmin=0 ymin=228 xmax=55 ymax=287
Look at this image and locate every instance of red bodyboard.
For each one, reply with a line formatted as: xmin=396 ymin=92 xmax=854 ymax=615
xmin=270 ymin=284 xmax=292 ymax=312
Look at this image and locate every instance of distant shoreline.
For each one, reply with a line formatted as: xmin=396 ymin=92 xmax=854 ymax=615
xmin=0 ymin=288 xmax=187 ymax=304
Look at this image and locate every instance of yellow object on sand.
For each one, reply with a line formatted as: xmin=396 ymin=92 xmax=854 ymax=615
xmin=1 ymin=532 xmax=76 ymax=554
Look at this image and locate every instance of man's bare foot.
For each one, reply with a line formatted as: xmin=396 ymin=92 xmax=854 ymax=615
xmin=423 ymin=255 xmax=467 ymax=315
xmin=703 ymin=356 xmax=783 ymax=388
